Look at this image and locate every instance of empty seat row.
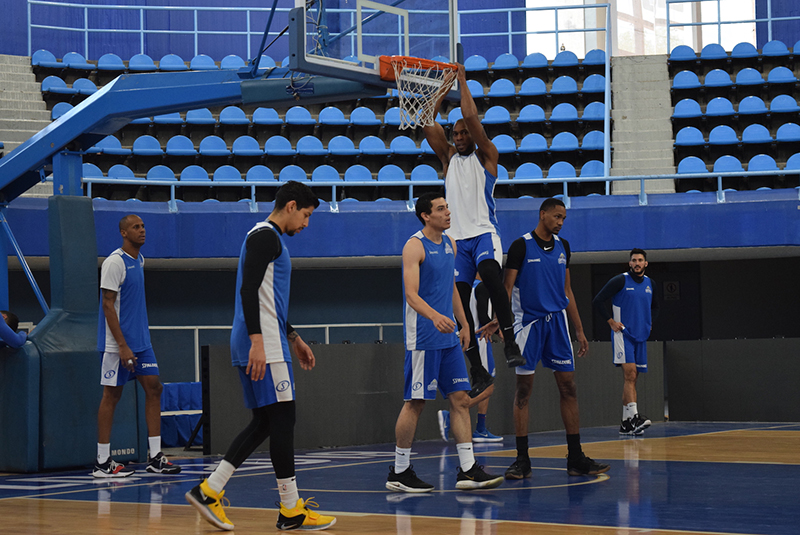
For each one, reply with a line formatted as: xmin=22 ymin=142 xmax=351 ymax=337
xmin=675 ymin=153 xmax=800 ymax=192
xmin=668 ymin=41 xmax=800 ymax=78
xmin=462 ymin=49 xmax=606 ymax=86
xmin=675 ymin=123 xmax=800 ymax=162
xmin=672 ymin=95 xmax=800 ymax=131
xmin=672 ymin=67 xmax=799 ymax=104
xmin=678 ymin=153 xmax=799 ymax=174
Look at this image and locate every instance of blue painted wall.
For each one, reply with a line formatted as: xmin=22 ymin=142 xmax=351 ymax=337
xmin=756 ymin=0 xmax=800 ymax=49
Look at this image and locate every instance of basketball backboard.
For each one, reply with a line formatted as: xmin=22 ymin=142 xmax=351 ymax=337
xmin=288 ymin=0 xmax=458 ymax=89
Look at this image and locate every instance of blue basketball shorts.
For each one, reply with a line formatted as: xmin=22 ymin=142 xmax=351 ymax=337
xmin=478 ymin=338 xmax=496 ymax=377
xmin=454 ymin=232 xmax=502 ymax=284
xmin=403 ymin=344 xmax=470 ymax=400
xmin=613 ymin=330 xmax=648 ymax=372
xmin=515 ymin=310 xmax=575 ymax=375
xmin=100 ymin=347 xmax=159 ymax=387
xmin=237 ymin=361 xmax=296 ymax=409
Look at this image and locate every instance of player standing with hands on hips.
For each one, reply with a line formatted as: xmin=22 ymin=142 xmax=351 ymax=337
xmin=592 ymin=248 xmax=659 ymax=436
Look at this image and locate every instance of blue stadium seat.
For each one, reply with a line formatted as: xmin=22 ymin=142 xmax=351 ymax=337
xmin=703 ymin=69 xmax=733 ymax=99
xmin=516 ymin=104 xmax=546 ymax=136
xmin=96 ymin=52 xmax=126 ymax=80
xmin=349 ymin=106 xmax=382 ymax=140
xmin=738 ymin=96 xmax=768 ymax=128
xmin=518 ymin=77 xmax=547 ymax=108
xmin=264 ymin=135 xmax=296 ymax=175
xmin=784 ymin=152 xmax=800 ymax=171
xmin=146 ymin=165 xmax=175 ymax=181
xmin=548 ymin=161 xmax=577 ymax=179
xmin=677 ymin=156 xmax=707 ymax=174
xmin=284 ymin=106 xmax=317 ymax=142
xmin=582 ymin=101 xmax=605 ymax=127
xmin=581 ymin=130 xmax=604 ymax=152
xmin=318 ymin=106 xmax=350 ymax=145
xmin=705 ymin=97 xmax=736 ymax=128
xmin=213 ymin=165 xmax=243 ymax=182
xmin=180 ymin=165 xmax=211 ymax=181
xmin=580 ymin=74 xmax=605 ymax=102
xmin=741 ymin=123 xmax=773 ymax=160
xmin=184 ymin=108 xmax=217 ymax=143
xmin=513 ymin=161 xmax=548 ymax=196
xmin=190 ymin=54 xmax=218 ymax=70
xmin=552 ymin=50 xmax=579 ymax=77
xmin=246 ymin=165 xmax=275 ymax=182
xmin=672 ymin=70 xmax=701 ymax=101
xmin=708 ymin=124 xmax=738 ymax=146
xmin=382 ymin=106 xmax=406 ymax=142
xmin=128 ymin=53 xmax=158 ymax=72
xmin=549 ymin=103 xmax=579 ymax=133
xmin=377 ymin=164 xmax=406 ymax=182
xmin=520 ymin=52 xmax=548 ymax=79
xmin=230 ymin=135 xmax=263 ymax=171
xmin=220 ymin=54 xmax=246 ymax=70
xmin=464 ymin=54 xmax=490 ymax=87
xmin=445 ymin=107 xmax=463 ymax=127
xmin=770 ymin=94 xmax=800 ymax=116
xmin=762 ymin=39 xmax=790 ymax=58
xmin=327 ymin=135 xmax=359 ymax=174
xmin=51 ymin=101 xmax=73 ymax=120
xmin=296 ymin=135 xmax=328 ymax=173
xmin=159 ymin=54 xmax=188 ymax=71
xmin=31 ymin=49 xmax=61 ymax=70
xmin=748 ymin=154 xmax=778 ymax=172
xmin=82 ymin=162 xmax=103 ymax=178
xmin=713 ymin=155 xmax=744 ymax=173
xmin=482 ymin=106 xmax=512 ymax=137
xmin=492 ymin=134 xmax=517 ymax=168
xmin=42 ymin=76 xmax=76 ymax=98
xmin=279 ymin=165 xmax=308 ymax=182
xmin=674 ymin=126 xmax=706 ymax=160
xmin=91 ymin=135 xmax=131 ymax=157
xmin=669 ymin=45 xmax=698 ymax=68
xmin=410 ymin=164 xmax=439 ymax=182
xmin=106 ymin=164 xmax=138 ymax=200
xmin=550 ymin=75 xmax=578 ymax=103
xmin=198 ymin=135 xmax=231 ymax=171
xmin=550 ymin=132 xmax=579 ymax=158
xmin=734 ymin=67 xmax=765 ymax=100
xmin=62 ymin=52 xmax=93 ymax=71
xmin=359 ymin=135 xmax=391 ymax=173
xmin=491 ymin=53 xmax=520 ymax=84
xmin=672 ymin=98 xmax=703 ymax=130
xmin=256 ymin=55 xmax=277 ymax=69
xmin=486 ymin=78 xmax=516 ymax=109
xmin=132 ymin=135 xmax=163 ymax=157
xmin=218 ymin=106 xmax=250 ymax=142
xmin=730 ymin=42 xmax=759 ymax=68
xmin=580 ymin=160 xmax=604 ymax=177
xmin=343 ymin=164 xmax=373 ymax=182
xmin=82 ymin=162 xmax=105 ymax=197
xmin=73 ymin=78 xmax=97 ymax=96
xmin=514 ymin=162 xmax=543 ymax=180
xmin=581 ymin=49 xmax=606 ymax=75
xmin=777 ymin=122 xmax=800 ymax=142
xmin=700 ymin=43 xmax=727 ymax=62
xmin=252 ymin=107 xmax=283 ymax=142
xmin=517 ymin=133 xmax=548 ymax=165
xmin=389 ymin=135 xmax=421 ymax=173
xmin=766 ymin=66 xmax=797 ymax=98
xmin=311 ymin=165 xmax=341 ymax=182
xmin=164 ymin=135 xmax=197 ymax=171
xmin=152 ymin=112 xmax=184 ymax=142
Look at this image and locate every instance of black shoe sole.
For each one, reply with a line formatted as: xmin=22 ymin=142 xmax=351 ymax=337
xmin=504 ymin=471 xmax=532 ymax=480
xmin=567 ymin=464 xmax=611 ymax=476
xmin=505 ymin=356 xmax=526 ymax=368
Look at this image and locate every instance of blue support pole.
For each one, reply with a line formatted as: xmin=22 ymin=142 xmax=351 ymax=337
xmin=52 ymin=151 xmax=84 ymax=196
xmin=0 ymin=210 xmax=7 ymax=310
xmin=0 ymin=206 xmax=49 ymax=315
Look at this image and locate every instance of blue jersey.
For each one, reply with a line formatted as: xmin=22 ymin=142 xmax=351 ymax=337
xmin=98 ymin=248 xmax=151 ymax=353
xmin=510 ymin=233 xmax=570 ymax=325
xmin=612 ymin=272 xmax=654 ymax=342
xmin=230 ymin=221 xmax=292 ymax=367
xmin=404 ymin=231 xmax=459 ymax=350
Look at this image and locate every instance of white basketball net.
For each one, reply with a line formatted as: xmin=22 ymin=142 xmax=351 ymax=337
xmin=391 ymin=59 xmax=457 ymax=129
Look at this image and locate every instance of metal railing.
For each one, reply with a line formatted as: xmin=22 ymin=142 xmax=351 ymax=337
xmin=150 ymin=322 xmax=402 ymax=382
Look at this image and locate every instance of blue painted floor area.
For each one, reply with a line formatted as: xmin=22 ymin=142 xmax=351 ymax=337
xmin=1 ymin=422 xmax=798 ymax=534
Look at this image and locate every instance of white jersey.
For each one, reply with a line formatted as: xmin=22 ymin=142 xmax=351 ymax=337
xmin=445 ymin=151 xmax=499 ymax=240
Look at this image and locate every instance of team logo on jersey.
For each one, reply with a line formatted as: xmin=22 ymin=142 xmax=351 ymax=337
xmin=477 ymin=251 xmax=489 ymax=260
xmin=558 ymin=253 xmax=567 ymax=265
xmin=276 ymin=380 xmax=290 ymax=392
xmin=452 ymin=377 xmax=469 ymax=384
xmin=445 ymin=242 xmax=453 ymax=255
xmin=427 ymin=379 xmax=438 ymax=391
xmin=141 ymin=362 xmax=158 ymax=369
xmin=646 ymin=286 xmax=652 ymax=293
xmin=617 ymin=352 xmax=624 ymax=360
xmin=104 ymin=370 xmax=116 ymax=379
xmin=412 ymin=381 xmax=423 ymax=391
xmin=427 ymin=249 xmax=439 ymax=255
xmin=527 ymin=258 xmax=541 ymax=263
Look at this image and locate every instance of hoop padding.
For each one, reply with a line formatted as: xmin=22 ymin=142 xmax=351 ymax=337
xmin=380 ymin=56 xmax=457 ymax=129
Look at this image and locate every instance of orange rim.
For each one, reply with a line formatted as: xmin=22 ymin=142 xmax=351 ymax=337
xmin=378 ymin=55 xmax=457 ymax=81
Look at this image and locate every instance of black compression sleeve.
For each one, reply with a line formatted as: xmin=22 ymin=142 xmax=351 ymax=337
xmin=474 ymin=282 xmax=492 ymax=326
xmin=505 ymin=237 xmax=527 ymax=271
xmin=240 ymin=228 xmax=282 ymax=335
xmin=592 ymin=273 xmax=626 ymax=321
xmin=561 ymin=237 xmax=572 ymax=267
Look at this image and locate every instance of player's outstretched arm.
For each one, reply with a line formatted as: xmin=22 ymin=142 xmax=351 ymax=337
xmin=423 ymin=88 xmax=456 ymax=171
xmin=457 ymin=64 xmax=498 ymax=176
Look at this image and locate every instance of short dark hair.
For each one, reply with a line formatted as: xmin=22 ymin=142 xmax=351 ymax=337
xmin=415 ymin=191 xmax=446 ymax=225
xmin=2 ymin=310 xmax=19 ymax=332
xmin=630 ymin=248 xmax=647 ymax=260
xmin=119 ymin=214 xmax=139 ymax=231
xmin=274 ymin=180 xmax=320 ymax=211
xmin=539 ymin=197 xmax=565 ymax=213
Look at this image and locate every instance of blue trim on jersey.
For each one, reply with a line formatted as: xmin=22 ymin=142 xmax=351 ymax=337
xmin=512 ymin=234 xmax=569 ymax=325
xmin=97 ymin=250 xmax=151 ymax=353
xmin=612 ymin=272 xmax=653 ymax=342
xmin=516 ymin=311 xmax=574 ymax=373
xmin=482 ymin=167 xmax=499 ymax=234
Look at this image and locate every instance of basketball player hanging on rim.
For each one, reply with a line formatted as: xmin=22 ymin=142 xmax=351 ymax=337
xmin=424 ymin=63 xmax=524 ymax=398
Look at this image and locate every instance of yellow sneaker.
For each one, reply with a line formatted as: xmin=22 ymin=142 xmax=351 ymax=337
xmin=185 ymin=479 xmax=234 ymax=531
xmin=276 ymin=497 xmax=337 ymax=531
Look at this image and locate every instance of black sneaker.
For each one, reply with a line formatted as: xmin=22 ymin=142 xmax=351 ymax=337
xmin=504 ymin=341 xmax=525 ymax=368
xmin=504 ymin=458 xmax=532 ymax=480
xmin=567 ymin=455 xmax=610 ymax=476
xmin=455 ymin=463 xmax=504 ymax=490
xmin=468 ymin=366 xmax=494 ymax=398
xmin=386 ymin=465 xmax=434 ymax=493
xmin=619 ymin=418 xmax=637 ymax=436
xmin=146 ymin=452 xmax=182 ymax=474
xmin=630 ymin=413 xmax=651 ymax=434
xmin=92 ymin=458 xmax=134 ymax=478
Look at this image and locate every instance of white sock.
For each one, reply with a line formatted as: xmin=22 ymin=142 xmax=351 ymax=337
xmin=97 ymin=443 xmax=110 ymax=464
xmin=148 ymin=436 xmax=161 ymax=458
xmin=624 ymin=402 xmax=638 ymax=420
xmin=395 ymin=446 xmax=412 ymax=473
xmin=207 ymin=460 xmax=236 ymax=494
xmin=456 ymin=442 xmax=475 ymax=472
xmin=277 ymin=476 xmax=300 ymax=508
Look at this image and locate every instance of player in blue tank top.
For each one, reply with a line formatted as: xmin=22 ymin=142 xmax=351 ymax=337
xmin=490 ymin=198 xmax=609 ymax=479
xmin=186 ymin=182 xmax=336 ymax=532
xmin=94 ymin=215 xmax=180 ymax=478
xmin=387 ymin=192 xmax=503 ymax=494
xmin=424 ymin=64 xmax=524 ymax=400
xmin=593 ymin=248 xmax=660 ymax=436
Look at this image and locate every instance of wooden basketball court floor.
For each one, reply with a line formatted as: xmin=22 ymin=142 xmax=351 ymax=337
xmin=1 ymin=421 xmax=798 ymax=534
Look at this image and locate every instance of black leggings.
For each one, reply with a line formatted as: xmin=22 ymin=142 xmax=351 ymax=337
xmin=458 ymin=258 xmax=515 ymax=354
xmin=223 ymin=401 xmax=296 ymax=479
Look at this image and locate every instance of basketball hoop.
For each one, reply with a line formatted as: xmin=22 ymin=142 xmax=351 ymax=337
xmin=379 ymin=55 xmax=457 ymax=130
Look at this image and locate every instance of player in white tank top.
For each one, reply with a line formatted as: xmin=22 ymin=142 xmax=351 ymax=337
xmin=423 ymin=64 xmax=524 ymax=397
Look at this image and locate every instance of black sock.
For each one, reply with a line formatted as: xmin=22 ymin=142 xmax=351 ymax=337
xmin=502 ymin=327 xmax=516 ymax=346
xmin=465 ymin=345 xmax=483 ymax=370
xmin=516 ymin=436 xmax=529 ymax=460
xmin=566 ymin=433 xmax=582 ymax=460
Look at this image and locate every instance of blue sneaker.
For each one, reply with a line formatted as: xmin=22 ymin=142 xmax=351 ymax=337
xmin=472 ymin=429 xmax=503 ymax=443
xmin=437 ymin=410 xmax=450 ymax=441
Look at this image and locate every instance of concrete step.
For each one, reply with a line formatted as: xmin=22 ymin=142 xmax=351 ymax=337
xmin=612 ymin=107 xmax=673 ymax=121
xmin=611 ymin=163 xmax=677 ymax=173
xmin=0 ymin=108 xmax=51 ymax=120
xmin=0 ymin=91 xmax=49 ymax=103
xmin=0 ymin=64 xmax=36 ymax=75
xmin=0 ymin=54 xmax=33 ymax=66
xmin=612 ymin=130 xmax=675 ymax=143
xmin=612 ymin=141 xmax=674 ymax=153
xmin=0 ymin=98 xmax=47 ymax=110
xmin=20 ymin=183 xmax=54 ymax=198
xmin=0 ymin=81 xmax=42 ymax=92
xmin=0 ymin=128 xmax=49 ymax=142
xmin=611 ymin=178 xmax=676 ymax=195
